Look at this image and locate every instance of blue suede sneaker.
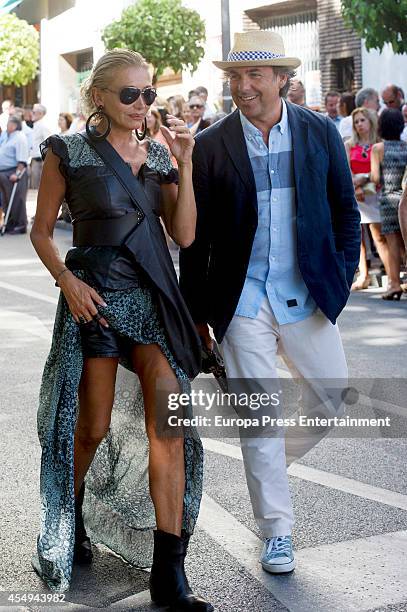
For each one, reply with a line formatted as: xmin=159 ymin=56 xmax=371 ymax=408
xmin=260 ymin=535 xmax=296 ymax=574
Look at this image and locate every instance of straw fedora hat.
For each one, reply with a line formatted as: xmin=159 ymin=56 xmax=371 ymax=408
xmin=213 ymin=30 xmax=301 ymax=70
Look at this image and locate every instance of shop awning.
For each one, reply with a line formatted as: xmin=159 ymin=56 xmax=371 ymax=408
xmin=0 ymin=0 xmax=23 ymax=15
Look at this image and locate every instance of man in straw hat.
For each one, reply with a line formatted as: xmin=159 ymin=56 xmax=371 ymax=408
xmin=180 ymin=31 xmax=360 ymax=574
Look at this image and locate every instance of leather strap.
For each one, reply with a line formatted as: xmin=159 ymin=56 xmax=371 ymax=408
xmin=80 ymin=132 xmax=153 ymax=224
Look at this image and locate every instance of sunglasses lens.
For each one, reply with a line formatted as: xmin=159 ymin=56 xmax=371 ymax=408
xmin=142 ymin=88 xmax=157 ymax=105
xmin=120 ymin=87 xmax=140 ymax=104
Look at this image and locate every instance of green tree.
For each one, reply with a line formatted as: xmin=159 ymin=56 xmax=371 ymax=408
xmin=341 ymin=0 xmax=407 ymax=54
xmin=102 ymin=0 xmax=206 ymax=84
xmin=0 ymin=13 xmax=39 ymax=86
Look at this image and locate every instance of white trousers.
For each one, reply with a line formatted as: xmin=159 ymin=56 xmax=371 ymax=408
xmin=219 ymin=298 xmax=348 ymax=538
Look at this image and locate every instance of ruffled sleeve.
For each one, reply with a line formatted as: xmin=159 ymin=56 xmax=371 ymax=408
xmin=146 ymin=140 xmax=179 ymax=185
xmin=40 ymin=134 xmax=70 ymax=180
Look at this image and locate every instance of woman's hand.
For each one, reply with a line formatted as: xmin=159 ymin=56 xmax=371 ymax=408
xmin=58 ymin=271 xmax=109 ymax=327
xmin=355 ymin=186 xmax=365 ymax=202
xmin=353 ymin=174 xmax=369 ymax=188
xmin=160 ymin=115 xmax=194 ymax=165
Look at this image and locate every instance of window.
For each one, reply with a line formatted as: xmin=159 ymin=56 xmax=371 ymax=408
xmin=332 ymin=57 xmax=354 ymax=92
xmin=258 ymin=10 xmax=319 ymax=81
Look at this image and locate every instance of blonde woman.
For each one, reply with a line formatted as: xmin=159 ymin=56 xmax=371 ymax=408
xmin=146 ymin=107 xmax=177 ymax=166
xmin=169 ymin=94 xmax=187 ymax=120
xmin=30 ymin=49 xmax=212 ymax=610
xmin=345 ymin=107 xmax=389 ymax=290
xmin=58 ymin=112 xmax=73 ymax=134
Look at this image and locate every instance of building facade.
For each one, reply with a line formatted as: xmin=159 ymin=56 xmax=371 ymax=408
xmin=13 ymin=0 xmax=135 ymax=129
xmin=242 ymin=0 xmax=363 ymax=108
xmin=8 ymin=0 xmax=407 ymax=122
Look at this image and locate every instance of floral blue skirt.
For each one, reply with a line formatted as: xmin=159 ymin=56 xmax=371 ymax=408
xmin=34 ymin=273 xmax=203 ymax=592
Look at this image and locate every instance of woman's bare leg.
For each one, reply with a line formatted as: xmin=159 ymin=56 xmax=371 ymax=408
xmin=352 ymin=232 xmax=369 ymax=289
xmin=385 ymin=232 xmax=403 ymax=291
xmin=74 ymin=357 xmax=119 ymax=496
xmin=369 ymin=223 xmax=390 ymax=275
xmin=131 ymin=344 xmax=184 ymax=536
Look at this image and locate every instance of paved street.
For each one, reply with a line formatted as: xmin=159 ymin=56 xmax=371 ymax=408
xmin=1 ymin=221 xmax=407 ymax=612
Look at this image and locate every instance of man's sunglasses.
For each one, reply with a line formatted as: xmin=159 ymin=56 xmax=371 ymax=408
xmin=104 ymin=86 xmax=157 ymax=106
xmin=189 ymin=104 xmax=203 ymax=110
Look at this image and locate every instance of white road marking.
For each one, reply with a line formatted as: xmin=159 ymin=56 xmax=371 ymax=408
xmin=0 ymin=309 xmax=52 ymax=341
xmin=202 ymin=438 xmax=407 ymax=511
xmin=0 ymin=258 xmax=39 ymax=267
xmin=199 ymin=493 xmax=407 ymax=612
xmin=203 ymin=438 xmax=242 ymax=460
xmin=109 ymin=589 xmax=152 ymax=609
xmin=288 ymin=462 xmax=407 ymax=511
xmin=1 ymin=269 xmax=50 ymax=278
xmin=0 ymin=281 xmax=58 ymax=305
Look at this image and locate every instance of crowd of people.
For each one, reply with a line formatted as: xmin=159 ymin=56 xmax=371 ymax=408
xmin=0 ymin=86 xmax=226 ymax=234
xmin=305 ymin=83 xmax=407 ymax=299
xmin=1 ymin=79 xmax=406 ymax=300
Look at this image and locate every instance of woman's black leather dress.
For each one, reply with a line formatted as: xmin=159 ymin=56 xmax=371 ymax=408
xmin=40 ymin=133 xmax=201 ymax=376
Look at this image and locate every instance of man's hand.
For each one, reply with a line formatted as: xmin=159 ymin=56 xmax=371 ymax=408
xmin=195 ymin=322 xmax=213 ymax=350
xmin=9 ymin=174 xmax=18 ymax=183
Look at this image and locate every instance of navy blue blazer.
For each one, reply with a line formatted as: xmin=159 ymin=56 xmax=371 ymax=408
xmin=179 ymin=102 xmax=361 ymax=343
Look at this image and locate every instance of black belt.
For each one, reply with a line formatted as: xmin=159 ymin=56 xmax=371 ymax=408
xmin=72 ymin=212 xmax=143 ymax=246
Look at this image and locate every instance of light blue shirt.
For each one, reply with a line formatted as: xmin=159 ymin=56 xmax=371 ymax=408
xmin=326 ymin=113 xmax=343 ymax=131
xmin=235 ymin=100 xmax=316 ymax=324
xmin=0 ymin=130 xmax=29 ymax=170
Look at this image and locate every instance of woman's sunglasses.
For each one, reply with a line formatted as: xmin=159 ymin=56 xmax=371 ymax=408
xmin=360 ymin=143 xmax=370 ymax=159
xmin=104 ymin=86 xmax=157 ymax=106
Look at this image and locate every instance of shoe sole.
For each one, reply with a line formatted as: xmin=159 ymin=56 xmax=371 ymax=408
xmin=261 ymin=559 xmax=296 ymax=574
xmin=152 ymin=599 xmax=214 ymax=612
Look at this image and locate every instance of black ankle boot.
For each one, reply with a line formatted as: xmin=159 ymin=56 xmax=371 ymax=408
xmin=73 ymin=482 xmax=93 ymax=564
xmin=149 ymin=530 xmax=214 ymax=611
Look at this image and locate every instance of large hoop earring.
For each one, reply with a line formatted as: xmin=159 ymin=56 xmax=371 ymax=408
xmin=135 ymin=118 xmax=147 ymax=141
xmin=86 ymin=105 xmax=111 ymax=141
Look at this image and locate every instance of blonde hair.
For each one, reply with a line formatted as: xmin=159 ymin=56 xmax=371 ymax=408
xmin=147 ymin=108 xmax=162 ymax=136
xmin=80 ymin=49 xmax=150 ymax=117
xmin=169 ymin=94 xmax=186 ymax=118
xmin=349 ymin=107 xmax=379 ymax=146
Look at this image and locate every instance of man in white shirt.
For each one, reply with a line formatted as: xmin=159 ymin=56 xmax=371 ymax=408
xmin=194 ymin=86 xmax=216 ymax=121
xmin=355 ymin=87 xmax=380 ymax=113
xmin=30 ymin=103 xmax=51 ymax=189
